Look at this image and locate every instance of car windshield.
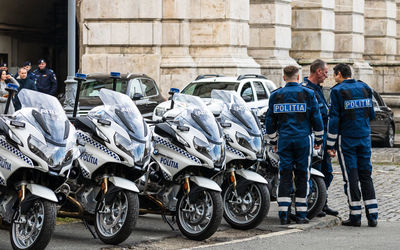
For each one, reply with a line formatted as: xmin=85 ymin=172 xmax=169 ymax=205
xmin=173 ymin=93 xmax=222 ymax=144
xmin=99 ymin=89 xmax=146 ymax=142
xmin=18 ymin=89 xmax=70 ymax=145
xmin=181 ymin=81 xmax=240 ymax=98
xmin=80 ymin=78 xmax=128 ymax=98
xmin=211 ymin=90 xmax=261 ymax=136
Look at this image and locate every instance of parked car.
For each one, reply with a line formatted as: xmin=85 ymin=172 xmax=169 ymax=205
xmin=322 ymin=87 xmax=395 ymax=147
xmin=69 ymin=73 xmax=165 ymax=118
xmin=153 ymin=74 xmax=277 ymax=120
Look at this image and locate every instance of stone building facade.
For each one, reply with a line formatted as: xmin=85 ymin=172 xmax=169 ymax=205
xmin=77 ymin=0 xmax=400 ymax=96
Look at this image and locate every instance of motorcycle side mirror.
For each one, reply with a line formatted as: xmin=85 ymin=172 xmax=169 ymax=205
xmin=97 ymin=119 xmax=111 ymax=126
xmin=10 ymin=120 xmax=25 ymax=128
xmin=132 ymin=93 xmax=143 ymax=101
xmin=220 ymin=122 xmax=231 ymax=128
xmin=177 ymin=125 xmax=190 ymax=132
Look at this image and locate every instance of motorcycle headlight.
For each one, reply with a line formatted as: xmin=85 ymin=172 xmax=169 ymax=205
xmin=114 ymin=133 xmax=146 ymax=163
xmin=235 ymin=132 xmax=262 ymax=153
xmin=8 ymin=130 xmax=23 ymax=146
xmin=193 ymin=137 xmax=224 ymax=163
xmin=28 ymin=136 xmax=72 ymax=168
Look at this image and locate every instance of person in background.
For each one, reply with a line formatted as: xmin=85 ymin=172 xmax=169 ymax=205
xmin=0 ymin=70 xmax=16 ymax=114
xmin=33 ymin=59 xmax=57 ymax=96
xmin=0 ymin=63 xmax=13 ymax=77
xmin=14 ymin=67 xmax=37 ymax=111
xmin=15 ymin=61 xmax=36 ymax=82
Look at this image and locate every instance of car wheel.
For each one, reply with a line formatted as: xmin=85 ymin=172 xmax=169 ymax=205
xmin=383 ymin=125 xmax=395 ymax=148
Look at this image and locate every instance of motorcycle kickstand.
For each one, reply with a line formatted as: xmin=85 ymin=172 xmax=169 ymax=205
xmin=82 ymin=218 xmax=97 ymax=239
xmin=162 ymin=212 xmax=175 ymax=231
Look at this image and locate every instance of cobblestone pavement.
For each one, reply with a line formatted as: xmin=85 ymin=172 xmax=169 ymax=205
xmin=328 ymin=163 xmax=400 ymax=222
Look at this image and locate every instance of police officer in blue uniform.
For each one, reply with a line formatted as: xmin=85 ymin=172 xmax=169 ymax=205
xmin=0 ymin=63 xmax=13 ymax=77
xmin=266 ymin=65 xmax=324 ymax=225
xmin=33 ymin=59 xmax=58 ymax=96
xmin=302 ymin=59 xmax=338 ymax=217
xmin=327 ymin=63 xmax=378 ymax=227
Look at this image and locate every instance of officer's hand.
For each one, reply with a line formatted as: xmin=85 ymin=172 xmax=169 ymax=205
xmin=273 ymin=145 xmax=277 ymax=153
xmin=6 ymin=75 xmax=10 ymax=80
xmin=314 ymin=144 xmax=321 ymax=150
xmin=327 ymin=149 xmax=336 ymax=158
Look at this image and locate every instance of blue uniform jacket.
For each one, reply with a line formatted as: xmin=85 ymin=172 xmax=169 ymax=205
xmin=327 ymin=79 xmax=376 ymax=149
xmin=33 ymin=68 xmax=57 ymax=96
xmin=302 ymin=77 xmax=329 ymax=129
xmin=265 ymin=82 xmax=324 ymax=145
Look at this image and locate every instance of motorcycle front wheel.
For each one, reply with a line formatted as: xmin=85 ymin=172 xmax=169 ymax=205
xmin=95 ymin=190 xmax=139 ymax=245
xmin=223 ymin=181 xmax=270 ymax=230
xmin=177 ymin=190 xmax=223 ymax=241
xmin=10 ymin=199 xmax=56 ymax=250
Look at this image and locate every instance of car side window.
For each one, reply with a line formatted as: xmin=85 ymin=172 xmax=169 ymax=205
xmin=253 ymin=81 xmax=268 ymax=100
xmin=373 ymin=91 xmax=384 ymax=107
xmin=140 ymin=78 xmax=158 ymax=97
xmin=240 ymin=82 xmax=254 ymax=102
xmin=127 ymin=79 xmax=144 ymax=98
xmin=80 ymin=79 xmax=125 ymax=97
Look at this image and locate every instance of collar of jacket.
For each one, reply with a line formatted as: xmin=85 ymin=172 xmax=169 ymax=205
xmin=303 ymin=77 xmax=321 ymax=90
xmin=342 ymin=79 xmax=356 ymax=84
xmin=285 ymin=82 xmax=299 ymax=87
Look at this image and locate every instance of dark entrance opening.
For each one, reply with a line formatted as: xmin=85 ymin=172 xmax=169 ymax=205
xmin=0 ymin=0 xmax=75 ymax=95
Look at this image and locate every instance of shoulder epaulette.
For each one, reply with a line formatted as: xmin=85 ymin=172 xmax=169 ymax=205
xmin=48 ymin=69 xmax=54 ymax=73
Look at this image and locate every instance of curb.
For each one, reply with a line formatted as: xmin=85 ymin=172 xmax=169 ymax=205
xmin=287 ymin=215 xmax=341 ymax=231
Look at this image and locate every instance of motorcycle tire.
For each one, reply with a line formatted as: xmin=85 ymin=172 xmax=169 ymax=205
xmin=10 ymin=199 xmax=56 ymax=250
xmin=306 ymin=176 xmax=327 ymax=220
xmin=223 ymin=182 xmax=270 ymax=230
xmin=176 ymin=190 xmax=223 ymax=241
xmin=95 ymin=190 xmax=139 ymax=245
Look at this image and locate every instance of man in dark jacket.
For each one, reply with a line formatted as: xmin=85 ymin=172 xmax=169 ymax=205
xmin=14 ymin=67 xmax=37 ymax=110
xmin=33 ymin=59 xmax=57 ymax=96
xmin=15 ymin=61 xmax=36 ymax=81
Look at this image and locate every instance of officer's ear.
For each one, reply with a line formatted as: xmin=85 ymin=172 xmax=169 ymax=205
xmin=296 ymin=74 xmax=299 ymax=81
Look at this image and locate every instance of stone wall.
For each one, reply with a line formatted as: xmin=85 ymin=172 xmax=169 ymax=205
xmin=78 ymin=0 xmax=400 ymax=95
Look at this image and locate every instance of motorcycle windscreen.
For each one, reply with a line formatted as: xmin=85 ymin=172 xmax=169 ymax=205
xmin=99 ymin=88 xmax=147 ymax=142
xmin=18 ymin=89 xmax=70 ymax=145
xmin=173 ymin=93 xmax=223 ymax=144
xmin=211 ymin=89 xmax=261 ymax=137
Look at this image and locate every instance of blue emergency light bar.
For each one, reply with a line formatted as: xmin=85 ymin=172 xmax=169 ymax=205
xmin=75 ymin=73 xmax=87 ymax=80
xmin=170 ymin=88 xmax=180 ymax=93
xmin=7 ymin=83 xmax=19 ymax=90
xmin=110 ymin=72 xmax=121 ymax=78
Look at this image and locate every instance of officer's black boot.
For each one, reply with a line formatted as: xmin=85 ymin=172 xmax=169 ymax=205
xmin=367 ymin=219 xmax=377 ymax=227
xmin=322 ymin=200 xmax=339 ymax=216
xmin=280 ymin=217 xmax=290 ymax=225
xmin=342 ymin=218 xmax=361 ymax=227
xmin=295 ymin=217 xmax=309 ymax=224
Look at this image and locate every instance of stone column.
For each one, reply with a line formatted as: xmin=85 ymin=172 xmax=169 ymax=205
xmin=78 ymin=0 xmax=162 ymax=82
xmin=290 ymin=0 xmax=335 ymax=60
xmin=159 ymin=0 xmax=197 ymax=94
xmin=334 ymin=0 xmax=373 ymax=84
xmin=364 ymin=0 xmax=396 ymax=61
xmin=188 ymin=0 xmax=260 ymax=76
xmin=396 ymin=0 xmax=400 ymax=60
xmin=364 ymin=0 xmax=398 ymax=92
xmin=248 ymin=0 xmax=298 ymax=87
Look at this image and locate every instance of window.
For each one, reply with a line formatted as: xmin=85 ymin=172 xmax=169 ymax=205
xmin=140 ymin=78 xmax=158 ymax=96
xmin=264 ymin=81 xmax=277 ymax=93
xmin=181 ymin=82 xmax=240 ymax=98
xmin=253 ymin=81 xmax=268 ymax=100
xmin=240 ymin=82 xmax=254 ymax=102
xmin=127 ymin=79 xmax=144 ymax=99
xmin=80 ymin=79 xmax=126 ymax=98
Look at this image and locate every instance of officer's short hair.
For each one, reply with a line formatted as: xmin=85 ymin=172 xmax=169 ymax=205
xmin=333 ymin=63 xmax=352 ymax=78
xmin=18 ymin=67 xmax=27 ymax=73
xmin=310 ymin=59 xmax=326 ymax=74
xmin=283 ymin=65 xmax=299 ymax=79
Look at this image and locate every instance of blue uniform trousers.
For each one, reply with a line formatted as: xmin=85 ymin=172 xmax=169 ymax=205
xmin=277 ymin=136 xmax=312 ymax=220
xmin=337 ymin=135 xmax=378 ymax=221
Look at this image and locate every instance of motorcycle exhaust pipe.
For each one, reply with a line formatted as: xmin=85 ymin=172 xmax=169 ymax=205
xmin=58 ymin=196 xmax=84 ymax=218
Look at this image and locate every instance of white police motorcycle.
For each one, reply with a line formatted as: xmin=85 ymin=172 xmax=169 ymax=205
xmin=0 ymin=89 xmax=80 ymax=250
xmin=209 ymin=90 xmax=270 ymax=230
xmin=61 ymin=88 xmax=147 ymax=244
xmin=141 ymin=92 xmax=223 ymax=241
